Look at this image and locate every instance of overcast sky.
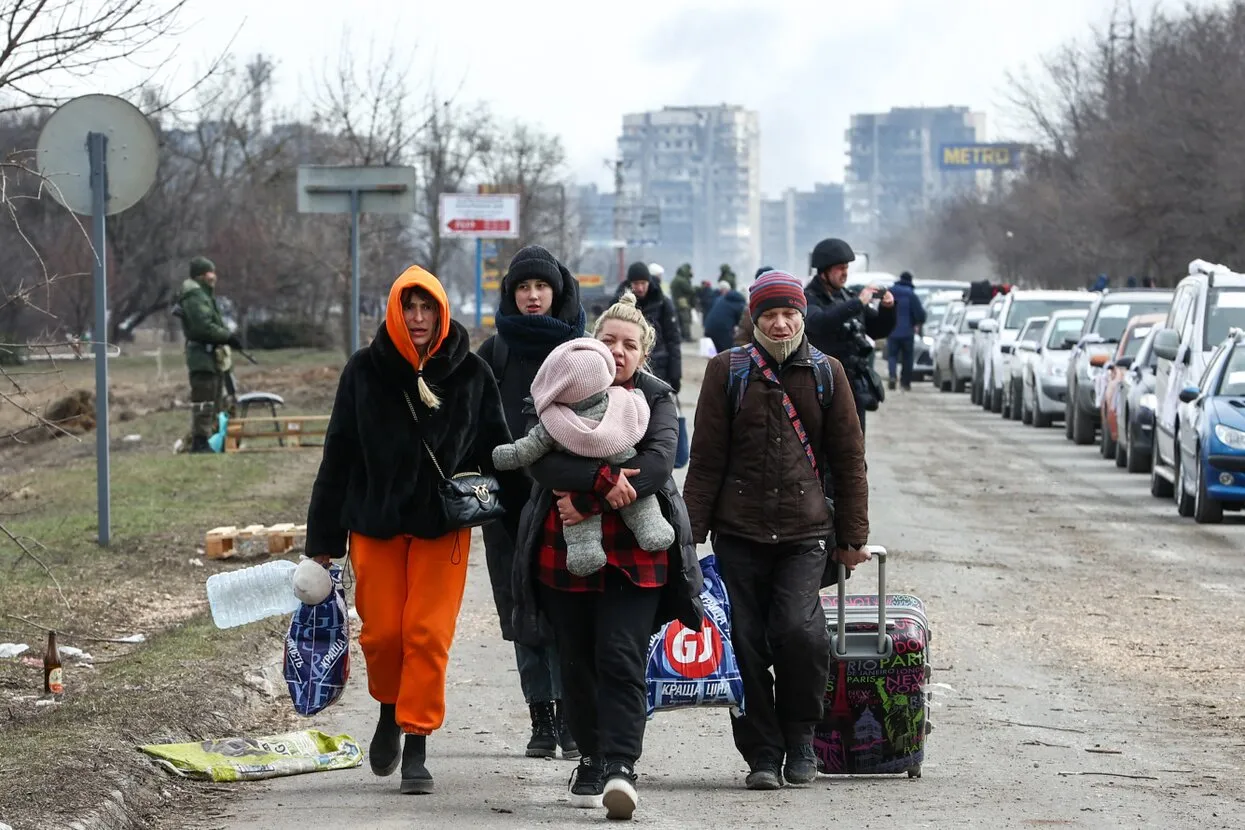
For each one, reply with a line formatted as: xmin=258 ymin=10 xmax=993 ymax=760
xmin=96 ymin=0 xmax=1207 ymax=196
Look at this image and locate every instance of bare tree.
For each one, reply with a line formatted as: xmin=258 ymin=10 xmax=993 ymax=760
xmin=0 ymin=0 xmax=191 ymax=112
xmin=478 ymin=122 xmax=574 ymax=265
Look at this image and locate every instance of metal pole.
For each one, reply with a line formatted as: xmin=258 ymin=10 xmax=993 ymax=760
xmin=474 ymin=237 xmax=484 ymax=329
xmin=350 ymin=189 xmax=361 ymax=354
xmin=87 ymin=131 xmax=111 ymax=547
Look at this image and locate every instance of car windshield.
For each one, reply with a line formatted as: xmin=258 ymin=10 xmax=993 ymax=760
xmin=1047 ymin=316 xmax=1086 ymax=348
xmin=1019 ymin=319 xmax=1047 ymax=343
xmin=961 ymin=307 xmax=988 ymax=332
xmin=1205 ymin=289 xmax=1245 ymax=349
xmin=1122 ymin=326 xmax=1155 ymax=359
xmin=1005 ymin=299 xmax=1092 ymax=330
xmin=1217 ymin=345 xmax=1245 ymax=395
xmin=926 ymin=303 xmax=950 ymax=326
xmin=1092 ymin=300 xmax=1172 ymax=342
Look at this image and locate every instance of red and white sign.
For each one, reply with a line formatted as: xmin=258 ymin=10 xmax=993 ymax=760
xmin=439 ymin=192 xmax=520 ymax=239
xmin=663 ymin=619 xmax=724 ymax=679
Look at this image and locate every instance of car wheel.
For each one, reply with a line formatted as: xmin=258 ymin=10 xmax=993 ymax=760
xmin=1115 ymin=436 xmax=1127 ymax=468
xmin=1022 ymin=386 xmax=1034 ymax=425
xmin=1001 ymin=384 xmax=1011 ymax=419
xmin=1064 ymin=391 xmax=1075 ymax=440
xmin=1126 ymin=423 xmax=1150 ymax=474
xmin=990 ymin=383 xmax=1002 ymax=413
xmin=1150 ymin=439 xmax=1174 ymax=497
xmin=1072 ymin=405 xmax=1095 ymax=446
xmin=1175 ymin=449 xmax=1195 ymax=517
xmin=1193 ymin=451 xmax=1224 ymax=524
xmin=1012 ymin=380 xmax=1025 ymax=421
xmin=1033 ymin=390 xmax=1052 ymax=428
xmin=953 ymin=369 xmax=967 ymax=394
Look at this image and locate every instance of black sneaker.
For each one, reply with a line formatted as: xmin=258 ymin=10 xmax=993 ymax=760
xmin=602 ymin=760 xmax=638 ymax=820
xmin=567 ymin=756 xmax=604 ymax=808
xmin=745 ymin=758 xmax=784 ymax=791
xmin=783 ymin=743 xmax=818 ymax=787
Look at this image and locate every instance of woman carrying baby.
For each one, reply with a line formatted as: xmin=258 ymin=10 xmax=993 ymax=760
xmin=510 ymin=293 xmax=704 ymax=821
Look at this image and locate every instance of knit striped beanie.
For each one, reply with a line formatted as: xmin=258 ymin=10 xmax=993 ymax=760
xmin=748 ymin=270 xmax=806 ymax=322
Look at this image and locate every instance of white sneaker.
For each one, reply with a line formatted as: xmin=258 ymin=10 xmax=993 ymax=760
xmin=602 ymin=773 xmax=637 ymax=821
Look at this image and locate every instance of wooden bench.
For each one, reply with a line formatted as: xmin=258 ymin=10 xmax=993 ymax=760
xmin=224 ymin=415 xmax=330 ymax=452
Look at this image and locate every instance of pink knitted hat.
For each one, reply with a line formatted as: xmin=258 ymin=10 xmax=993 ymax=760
xmin=530 ymin=337 xmax=651 ymax=458
xmin=531 ymin=338 xmax=615 ymax=413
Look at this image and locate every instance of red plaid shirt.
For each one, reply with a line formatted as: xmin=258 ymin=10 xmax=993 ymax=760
xmin=537 ymin=464 xmax=669 ymax=593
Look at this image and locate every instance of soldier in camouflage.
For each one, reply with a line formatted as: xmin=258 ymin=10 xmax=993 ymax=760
xmin=174 ymin=257 xmax=240 ymax=453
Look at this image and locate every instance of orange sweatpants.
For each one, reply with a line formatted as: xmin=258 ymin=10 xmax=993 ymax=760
xmin=350 ymin=529 xmax=471 ymax=735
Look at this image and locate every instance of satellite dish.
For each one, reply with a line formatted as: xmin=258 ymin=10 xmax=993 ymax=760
xmin=36 ymin=94 xmax=159 ymax=217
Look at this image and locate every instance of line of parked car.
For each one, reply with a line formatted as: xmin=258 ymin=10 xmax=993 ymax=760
xmin=921 ymin=260 xmax=1245 ymax=524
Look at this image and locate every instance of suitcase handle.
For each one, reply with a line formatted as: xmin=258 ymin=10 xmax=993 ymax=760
xmin=831 ymin=545 xmax=890 ymax=659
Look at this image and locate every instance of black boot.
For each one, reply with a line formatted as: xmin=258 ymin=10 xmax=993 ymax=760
xmin=400 ymin=734 xmax=433 ymax=794
xmin=554 ymin=700 xmax=579 ymax=760
xmin=526 ymin=702 xmax=557 ymax=759
xmin=369 ymin=703 xmax=401 ymax=777
xmin=189 ymin=435 xmax=212 ymax=454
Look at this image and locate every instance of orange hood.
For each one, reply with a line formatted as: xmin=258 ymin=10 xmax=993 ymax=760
xmin=384 ymin=266 xmax=451 ymax=370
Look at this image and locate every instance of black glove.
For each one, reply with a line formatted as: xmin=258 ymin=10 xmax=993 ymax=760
xmin=226 ymin=334 xmax=243 ymax=350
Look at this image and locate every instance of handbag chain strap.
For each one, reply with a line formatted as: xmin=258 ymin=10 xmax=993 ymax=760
xmin=402 ymin=390 xmax=448 ymax=482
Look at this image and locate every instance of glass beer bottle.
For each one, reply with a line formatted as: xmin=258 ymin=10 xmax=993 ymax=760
xmin=43 ymin=631 xmax=63 ymax=697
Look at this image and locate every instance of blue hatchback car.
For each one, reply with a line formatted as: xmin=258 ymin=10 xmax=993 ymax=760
xmin=1174 ymin=329 xmax=1245 ymax=523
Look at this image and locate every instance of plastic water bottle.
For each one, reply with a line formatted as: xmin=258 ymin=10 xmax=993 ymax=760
xmin=206 ymin=559 xmax=301 ymax=629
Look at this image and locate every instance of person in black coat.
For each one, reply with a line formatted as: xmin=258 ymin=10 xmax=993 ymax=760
xmin=476 ymin=245 xmax=586 ymax=761
xmin=623 ymin=261 xmax=683 ymax=392
xmin=510 ymin=294 xmax=704 ymax=820
xmin=305 ymin=266 xmax=529 ymax=795
xmin=802 ymin=238 xmax=897 ymax=432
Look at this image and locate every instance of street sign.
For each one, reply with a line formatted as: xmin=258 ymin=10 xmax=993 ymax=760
xmin=439 ymin=193 xmax=520 ymax=239
xmin=37 ymin=94 xmax=158 ymax=547
xmin=298 ymin=166 xmax=417 ymax=353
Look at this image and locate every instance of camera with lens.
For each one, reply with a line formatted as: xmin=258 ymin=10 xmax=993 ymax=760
xmin=842 ymin=317 xmax=875 ymax=360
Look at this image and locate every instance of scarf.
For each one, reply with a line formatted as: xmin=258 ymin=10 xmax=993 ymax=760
xmin=494 ymin=307 xmax=587 ymax=361
xmin=754 ymin=317 xmax=806 ymax=365
xmin=541 ymin=386 xmax=650 ymax=459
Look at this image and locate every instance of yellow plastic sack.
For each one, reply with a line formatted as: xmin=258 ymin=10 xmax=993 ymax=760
xmin=139 ymin=729 xmax=361 ymax=782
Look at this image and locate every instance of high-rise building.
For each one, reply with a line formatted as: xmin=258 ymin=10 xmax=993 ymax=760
xmin=845 ymin=106 xmax=985 ymax=248
xmin=617 ymin=105 xmax=761 ymax=285
xmin=761 ymin=183 xmax=848 ymax=276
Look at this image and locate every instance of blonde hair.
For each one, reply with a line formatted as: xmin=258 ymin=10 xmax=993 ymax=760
xmin=593 ymin=291 xmax=657 ymax=357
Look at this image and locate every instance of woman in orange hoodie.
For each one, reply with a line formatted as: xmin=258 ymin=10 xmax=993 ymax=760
xmin=306 ymin=266 xmax=527 ymax=795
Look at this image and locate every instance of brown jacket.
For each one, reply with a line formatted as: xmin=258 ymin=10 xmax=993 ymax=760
xmin=683 ymin=337 xmax=869 ymax=549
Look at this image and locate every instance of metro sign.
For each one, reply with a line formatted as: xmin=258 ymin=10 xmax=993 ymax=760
xmin=439 ymin=192 xmax=520 ymax=239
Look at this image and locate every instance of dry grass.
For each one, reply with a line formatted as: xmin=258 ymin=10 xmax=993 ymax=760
xmin=0 ymin=347 xmax=345 ymax=829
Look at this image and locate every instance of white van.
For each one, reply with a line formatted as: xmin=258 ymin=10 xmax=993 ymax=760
xmin=1149 ymin=259 xmax=1245 ymax=496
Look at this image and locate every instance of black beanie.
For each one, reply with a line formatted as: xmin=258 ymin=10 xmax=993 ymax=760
xmin=503 ymin=245 xmax=564 ymax=297
xmin=899 ymin=271 xmax=914 ymax=283
xmin=626 ymin=261 xmax=651 ymax=284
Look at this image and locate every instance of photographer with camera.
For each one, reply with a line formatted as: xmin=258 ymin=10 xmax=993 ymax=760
xmin=803 ymin=238 xmax=895 ymax=432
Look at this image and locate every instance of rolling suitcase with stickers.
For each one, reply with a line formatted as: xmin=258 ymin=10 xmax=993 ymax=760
xmin=814 ymin=546 xmax=931 ymax=778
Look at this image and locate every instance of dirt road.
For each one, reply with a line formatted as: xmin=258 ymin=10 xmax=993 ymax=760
xmin=200 ymin=357 xmax=1245 ymax=830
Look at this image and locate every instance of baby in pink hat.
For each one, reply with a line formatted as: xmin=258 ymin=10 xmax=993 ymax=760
xmin=493 ymin=337 xmax=676 ymax=576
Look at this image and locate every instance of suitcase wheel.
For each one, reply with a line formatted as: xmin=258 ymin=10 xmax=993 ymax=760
xmin=907 ymin=765 xmax=922 ymax=779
